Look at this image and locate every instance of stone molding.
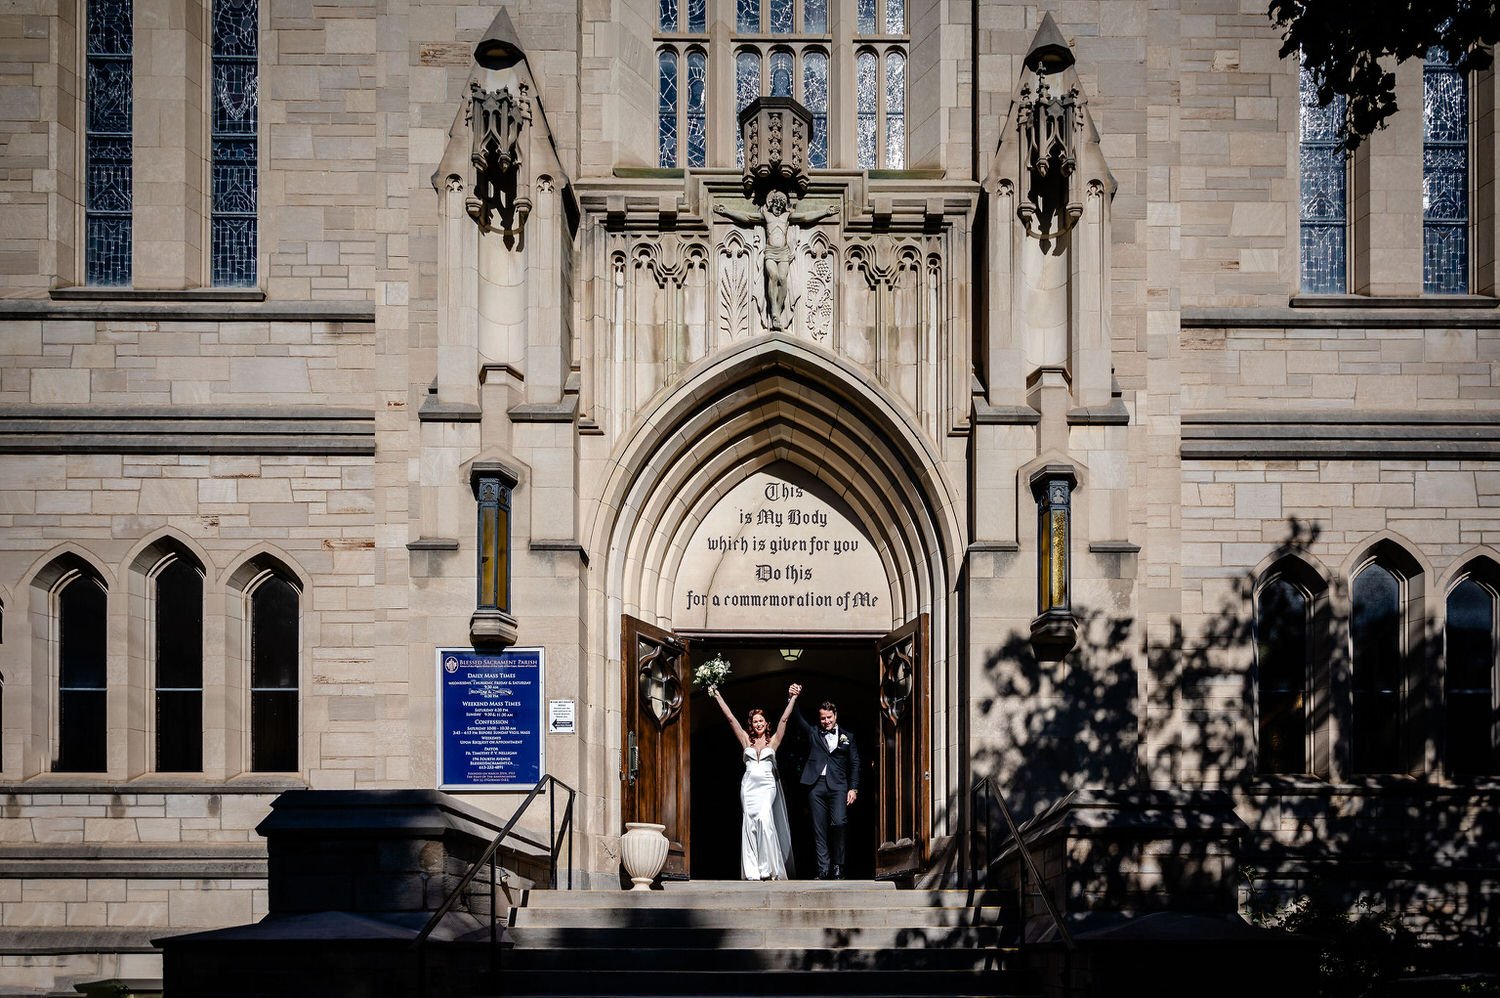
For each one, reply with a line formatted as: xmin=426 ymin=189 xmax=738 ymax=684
xmin=0 ymin=299 xmax=375 ymax=324
xmin=1183 ymin=410 xmax=1500 ymax=460
xmin=0 ymin=406 xmax=375 ymax=455
xmin=1183 ymin=304 xmax=1500 ymax=329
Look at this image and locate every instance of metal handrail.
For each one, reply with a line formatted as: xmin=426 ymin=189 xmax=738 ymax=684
xmin=413 ymin=774 xmax=576 ymax=996
xmin=970 ymin=776 xmax=1075 ymax=953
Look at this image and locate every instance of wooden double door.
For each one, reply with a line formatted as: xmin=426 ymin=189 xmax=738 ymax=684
xmin=620 ymin=615 xmax=930 ymax=880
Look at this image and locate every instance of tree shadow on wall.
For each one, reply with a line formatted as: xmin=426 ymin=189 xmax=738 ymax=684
xmin=954 ymin=517 xmax=1499 ymax=990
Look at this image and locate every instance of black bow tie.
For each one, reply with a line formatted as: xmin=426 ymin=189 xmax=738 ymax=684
xmin=826 ymin=728 xmax=837 ymax=738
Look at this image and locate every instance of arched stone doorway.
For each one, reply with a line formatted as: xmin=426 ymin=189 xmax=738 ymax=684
xmin=591 ymin=337 xmax=962 ymax=880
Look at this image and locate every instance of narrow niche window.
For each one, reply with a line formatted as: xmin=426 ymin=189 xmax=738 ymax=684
xmin=1350 ymin=562 xmax=1405 ymax=774
xmin=471 ymin=463 xmax=520 ymax=649
xmin=155 ymin=556 xmax=204 ymax=772
xmin=84 ymin=0 xmax=133 ymax=286
xmin=57 ymin=572 xmax=109 ymax=773
xmin=249 ymin=572 xmax=299 ymax=772
xmin=1445 ymin=573 xmax=1498 ymax=776
xmin=211 ymin=0 xmax=259 ymax=287
xmin=1255 ymin=575 xmax=1310 ymax=774
xmin=1028 ymin=466 xmax=1078 ymax=660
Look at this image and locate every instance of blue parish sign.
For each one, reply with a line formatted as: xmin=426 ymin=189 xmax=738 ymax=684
xmin=437 ymin=647 xmax=545 ymax=790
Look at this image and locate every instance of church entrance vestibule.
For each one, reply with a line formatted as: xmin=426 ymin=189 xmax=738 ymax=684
xmin=621 ymin=619 xmax=930 ymax=882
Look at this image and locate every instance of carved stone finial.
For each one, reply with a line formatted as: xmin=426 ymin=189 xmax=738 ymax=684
xmin=738 ymin=97 xmax=814 ymax=201
xmin=465 ymin=81 xmax=532 ymax=233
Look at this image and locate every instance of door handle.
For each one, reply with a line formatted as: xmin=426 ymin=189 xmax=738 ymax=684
xmin=627 ymin=730 xmax=639 ymax=785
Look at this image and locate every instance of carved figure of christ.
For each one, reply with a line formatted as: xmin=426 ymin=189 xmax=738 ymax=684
xmin=715 ymin=191 xmax=840 ymax=331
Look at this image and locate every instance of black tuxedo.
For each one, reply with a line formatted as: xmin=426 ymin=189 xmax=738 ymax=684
xmin=790 ymin=708 xmax=860 ymax=877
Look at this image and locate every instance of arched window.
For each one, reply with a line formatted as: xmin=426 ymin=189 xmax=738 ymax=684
xmin=658 ymin=48 xmax=679 ymax=167
xmin=154 ymin=556 xmax=204 ymax=772
xmin=1351 ymin=562 xmax=1405 ymax=774
xmin=249 ymin=572 xmax=299 ymax=772
xmin=658 ymin=48 xmax=709 ymax=170
xmin=1423 ymin=50 xmax=1468 ymax=295
xmin=854 ymin=47 xmax=905 ymax=170
xmin=803 ymin=51 xmax=829 ymax=168
xmin=1298 ymin=60 xmax=1347 ymax=293
xmin=1255 ymin=575 xmax=1311 ymax=774
xmin=1446 ymin=571 xmax=1498 ymax=775
xmin=57 ymin=571 xmax=108 ymax=772
xmin=769 ymin=49 xmax=794 ymax=97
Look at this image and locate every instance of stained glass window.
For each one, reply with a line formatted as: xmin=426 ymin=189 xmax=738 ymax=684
xmin=769 ymin=0 xmax=793 ymax=34
xmin=885 ymin=0 xmax=905 ymax=34
xmin=857 ymin=0 xmax=876 ymax=34
xmin=1423 ymin=50 xmax=1468 ymax=294
xmin=856 ymin=50 xmax=877 ymax=169
xmin=1298 ymin=64 xmax=1347 ymax=294
xmin=659 ymin=0 xmax=678 ymax=32
xmin=687 ymin=0 xmax=705 ymax=33
xmin=884 ymin=50 xmax=905 ymax=168
xmin=212 ymin=0 xmax=258 ymax=287
xmin=85 ymin=0 xmax=132 ymax=287
xmin=804 ymin=52 xmax=828 ymax=168
xmin=803 ymin=0 xmax=827 ymax=34
xmin=770 ymin=50 xmax=794 ymax=97
xmin=737 ymin=0 xmax=759 ymax=32
xmin=736 ymin=49 xmax=761 ymax=166
xmin=659 ymin=49 xmax=679 ymax=167
xmin=686 ymin=50 xmax=707 ymax=168
xmin=1446 ymin=576 xmax=1497 ymax=775
xmin=1351 ymin=564 xmax=1403 ymax=774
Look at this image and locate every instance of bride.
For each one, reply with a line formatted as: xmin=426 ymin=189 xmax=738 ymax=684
xmin=709 ymin=684 xmax=799 ymax=880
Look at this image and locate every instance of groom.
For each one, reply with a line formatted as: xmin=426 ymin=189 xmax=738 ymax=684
xmin=787 ymin=684 xmax=860 ymax=879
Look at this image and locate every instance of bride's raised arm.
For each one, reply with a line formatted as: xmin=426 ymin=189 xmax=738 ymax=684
xmin=710 ymin=688 xmax=752 ymax=748
xmin=769 ymin=685 xmax=800 ymax=750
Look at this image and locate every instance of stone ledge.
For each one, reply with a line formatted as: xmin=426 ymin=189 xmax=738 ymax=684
xmin=1 ymin=297 xmax=374 ymax=323
xmin=0 ymin=927 xmax=162 ymax=956
xmin=1183 ymin=305 xmax=1500 ymax=328
xmin=1090 ymin=541 xmax=1140 ymax=554
xmin=1290 ymin=294 xmax=1497 ymax=309
xmin=530 ymin=540 xmax=590 ymax=565
xmin=407 ymin=537 xmax=460 ymax=551
xmin=510 ymin=399 xmax=578 ymax=422
xmin=0 ymin=407 xmax=375 ymax=456
xmin=1182 ymin=410 xmax=1500 ymax=460
xmin=1067 ymin=400 xmax=1130 ymax=425
xmin=973 ymin=403 xmax=1040 ymax=425
xmin=0 ymin=858 xmax=269 ymax=878
xmin=0 ymin=844 xmax=267 ymax=860
xmin=51 ymin=287 xmax=267 ymax=303
xmin=0 ymin=778 xmax=304 ymax=795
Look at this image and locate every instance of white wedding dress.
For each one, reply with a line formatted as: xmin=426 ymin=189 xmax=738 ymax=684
xmin=740 ymin=746 xmax=794 ymax=880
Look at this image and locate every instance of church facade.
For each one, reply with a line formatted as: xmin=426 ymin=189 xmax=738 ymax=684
xmin=0 ymin=0 xmax=1497 ymax=991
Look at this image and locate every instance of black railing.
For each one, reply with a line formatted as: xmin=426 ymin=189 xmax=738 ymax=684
xmin=413 ymin=774 xmax=576 ymax=997
xmin=970 ymin=775 xmax=1075 ymax=957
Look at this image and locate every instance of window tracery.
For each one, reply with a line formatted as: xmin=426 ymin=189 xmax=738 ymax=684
xmin=85 ymin=0 xmax=132 ymax=286
xmin=211 ymin=0 xmax=259 ymax=287
xmin=1423 ymin=50 xmax=1468 ymax=295
xmin=1298 ymin=62 xmax=1347 ymax=294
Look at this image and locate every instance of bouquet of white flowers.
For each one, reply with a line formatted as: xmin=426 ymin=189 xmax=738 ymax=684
xmin=693 ymin=655 xmax=731 ymax=693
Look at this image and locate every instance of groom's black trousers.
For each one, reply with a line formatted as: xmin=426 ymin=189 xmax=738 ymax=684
xmin=808 ymin=775 xmax=848 ymax=875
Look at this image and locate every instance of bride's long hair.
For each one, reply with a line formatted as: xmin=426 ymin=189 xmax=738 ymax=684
xmin=745 ymin=708 xmax=772 ymax=743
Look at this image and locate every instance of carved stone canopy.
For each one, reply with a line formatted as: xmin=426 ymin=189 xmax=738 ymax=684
xmin=738 ymin=97 xmax=814 ymax=201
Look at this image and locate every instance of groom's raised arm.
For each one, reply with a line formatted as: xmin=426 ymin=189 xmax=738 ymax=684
xmin=786 ymin=684 xmax=812 ymax=735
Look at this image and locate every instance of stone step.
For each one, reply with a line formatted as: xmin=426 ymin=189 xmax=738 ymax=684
xmin=501 ymin=946 xmax=1019 ymax=972
xmin=508 ymin=905 xmax=1004 ymax=929
xmin=517 ymin=886 xmax=1011 ymax=909
xmin=502 ymin=924 xmax=1012 ymax=950
xmin=487 ymin=968 xmax=1026 ymax=996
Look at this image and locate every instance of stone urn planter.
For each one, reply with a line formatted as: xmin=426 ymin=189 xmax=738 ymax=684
xmin=620 ymin=822 xmax=669 ymax=891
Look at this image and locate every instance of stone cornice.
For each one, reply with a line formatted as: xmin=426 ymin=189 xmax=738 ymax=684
xmin=0 ymin=297 xmax=375 ymax=324
xmin=0 ymin=406 xmax=376 ymax=455
xmin=1182 ymin=410 xmax=1500 ymax=460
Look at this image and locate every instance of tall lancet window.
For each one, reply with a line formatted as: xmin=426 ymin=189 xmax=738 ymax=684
xmin=1423 ymin=50 xmax=1469 ymax=294
xmin=211 ymin=0 xmax=259 ymax=287
xmin=1298 ymin=62 xmax=1347 ymax=294
xmin=85 ymin=0 xmax=133 ymax=286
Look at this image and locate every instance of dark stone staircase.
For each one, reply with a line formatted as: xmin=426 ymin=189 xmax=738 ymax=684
xmin=485 ymin=881 xmax=1031 ymax=997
